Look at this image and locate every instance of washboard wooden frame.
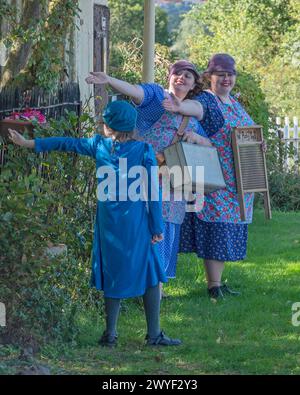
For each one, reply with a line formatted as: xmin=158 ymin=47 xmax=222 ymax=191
xmin=232 ymin=125 xmax=271 ymax=221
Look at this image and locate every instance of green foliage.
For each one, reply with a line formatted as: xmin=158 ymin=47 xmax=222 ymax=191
xmin=171 ymin=9 xmax=200 ymax=57
xmin=108 ymin=0 xmax=170 ymax=46
xmin=233 ymin=73 xmax=270 ymax=133
xmin=0 ymin=111 xmax=103 ymax=345
xmin=110 ymin=38 xmax=174 ymax=86
xmin=0 ymin=1 xmax=18 ymax=41
xmin=155 ymin=6 xmax=171 ymax=46
xmin=29 ymin=0 xmax=81 ymax=91
xmin=176 ymin=0 xmax=269 ymax=68
xmin=175 ymin=0 xmax=300 ymax=117
xmin=267 ymin=171 xmax=300 ymax=212
xmin=108 ymin=0 xmax=171 ymax=78
xmin=1 ymin=0 xmax=80 ymax=91
xmin=261 ymin=125 xmax=300 ymax=211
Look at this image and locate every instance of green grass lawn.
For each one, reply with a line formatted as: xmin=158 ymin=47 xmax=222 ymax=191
xmin=1 ymin=210 xmax=300 ymax=375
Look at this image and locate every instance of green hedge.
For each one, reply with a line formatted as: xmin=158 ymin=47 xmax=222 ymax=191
xmin=0 ymin=111 xmax=103 ymax=346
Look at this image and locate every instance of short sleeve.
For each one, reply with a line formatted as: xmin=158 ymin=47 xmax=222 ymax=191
xmin=137 ymin=83 xmax=165 ymax=109
xmin=134 ymin=83 xmax=166 ymax=135
xmin=194 ymin=92 xmax=224 ymax=137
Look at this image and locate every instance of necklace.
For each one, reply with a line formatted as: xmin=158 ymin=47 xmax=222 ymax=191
xmin=218 ymin=96 xmax=232 ymax=105
xmin=111 ymin=139 xmax=117 ymax=155
xmin=206 ymin=89 xmax=232 ymax=105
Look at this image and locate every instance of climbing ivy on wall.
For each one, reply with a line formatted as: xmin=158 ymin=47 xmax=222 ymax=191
xmin=0 ymin=0 xmax=80 ymax=91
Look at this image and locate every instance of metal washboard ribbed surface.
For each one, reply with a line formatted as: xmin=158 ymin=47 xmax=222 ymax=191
xmin=239 ymin=144 xmax=267 ymax=190
xmin=232 ymin=125 xmax=271 ymax=221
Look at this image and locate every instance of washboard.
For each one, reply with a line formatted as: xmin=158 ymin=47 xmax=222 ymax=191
xmin=232 ymin=125 xmax=271 ymax=221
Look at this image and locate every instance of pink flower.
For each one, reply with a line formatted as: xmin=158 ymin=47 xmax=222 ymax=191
xmin=5 ymin=108 xmax=46 ymax=124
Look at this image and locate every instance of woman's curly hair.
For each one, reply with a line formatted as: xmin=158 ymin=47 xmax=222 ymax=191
xmin=185 ymin=76 xmax=205 ymax=99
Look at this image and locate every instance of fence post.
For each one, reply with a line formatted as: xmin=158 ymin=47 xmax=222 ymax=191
xmin=293 ymin=117 xmax=299 ymax=173
xmin=0 ymin=302 xmax=6 ymax=327
xmin=284 ymin=117 xmax=289 ymax=138
xmin=275 ymin=116 xmax=299 ymax=173
xmin=275 ymin=117 xmax=281 ymax=127
xmin=283 ymin=117 xmax=290 ymax=170
xmin=293 ymin=117 xmax=298 ymax=139
xmin=274 ymin=117 xmax=282 ymax=169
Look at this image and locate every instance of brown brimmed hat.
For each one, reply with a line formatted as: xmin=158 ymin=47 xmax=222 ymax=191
xmin=168 ymin=60 xmax=200 ymax=81
xmin=205 ymin=53 xmax=236 ymax=74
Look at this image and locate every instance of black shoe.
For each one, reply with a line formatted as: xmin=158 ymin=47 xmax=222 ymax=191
xmin=220 ymin=284 xmax=241 ymax=296
xmin=161 ymin=290 xmax=170 ymax=299
xmin=98 ymin=331 xmax=118 ymax=348
xmin=207 ymin=286 xmax=224 ymax=299
xmin=145 ymin=331 xmax=182 ymax=346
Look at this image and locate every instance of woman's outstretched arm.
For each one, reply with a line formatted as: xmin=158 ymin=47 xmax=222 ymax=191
xmin=162 ymin=94 xmax=204 ymax=120
xmin=85 ymin=72 xmax=144 ymax=105
xmin=8 ymin=129 xmax=35 ymax=148
xmin=8 ymin=129 xmax=98 ymax=158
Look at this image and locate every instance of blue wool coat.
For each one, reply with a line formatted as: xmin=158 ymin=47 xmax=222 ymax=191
xmin=35 ymin=135 xmax=166 ymax=298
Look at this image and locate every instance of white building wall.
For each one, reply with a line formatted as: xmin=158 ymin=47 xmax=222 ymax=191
xmin=76 ymin=0 xmax=108 ymax=105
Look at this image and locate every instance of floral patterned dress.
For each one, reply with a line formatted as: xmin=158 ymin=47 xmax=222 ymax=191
xmin=180 ymin=91 xmax=255 ymax=261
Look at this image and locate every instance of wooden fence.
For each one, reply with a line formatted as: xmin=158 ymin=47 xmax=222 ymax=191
xmin=0 ymin=83 xmax=81 ymax=121
xmin=275 ymin=116 xmax=299 ymax=172
xmin=0 ymin=83 xmax=81 ymax=168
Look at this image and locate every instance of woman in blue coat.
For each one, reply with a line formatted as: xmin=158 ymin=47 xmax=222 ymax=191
xmin=8 ymin=100 xmax=181 ymax=347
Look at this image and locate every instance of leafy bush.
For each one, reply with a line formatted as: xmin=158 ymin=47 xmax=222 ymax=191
xmin=0 ymin=110 xmax=103 ymax=346
xmin=268 ymin=128 xmax=300 ymax=212
xmin=175 ymin=0 xmax=300 ymax=118
xmin=232 ymin=72 xmax=270 ymax=134
xmin=267 ymin=171 xmax=300 ymax=212
xmin=254 ymin=123 xmax=300 ymax=212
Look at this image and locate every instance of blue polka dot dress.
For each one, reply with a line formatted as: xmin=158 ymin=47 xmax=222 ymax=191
xmin=158 ymin=222 xmax=181 ymax=278
xmin=135 ymin=84 xmax=208 ymax=277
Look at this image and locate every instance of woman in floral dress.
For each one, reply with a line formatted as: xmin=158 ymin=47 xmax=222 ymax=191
xmin=166 ymin=54 xmax=264 ymax=299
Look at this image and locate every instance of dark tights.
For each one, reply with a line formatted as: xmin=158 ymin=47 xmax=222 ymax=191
xmin=104 ymin=284 xmax=161 ymax=339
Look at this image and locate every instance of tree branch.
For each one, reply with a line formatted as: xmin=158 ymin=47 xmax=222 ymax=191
xmin=0 ymin=0 xmax=42 ymax=88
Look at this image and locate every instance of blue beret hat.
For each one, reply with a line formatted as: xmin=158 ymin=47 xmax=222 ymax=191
xmin=102 ymin=100 xmax=137 ymax=132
